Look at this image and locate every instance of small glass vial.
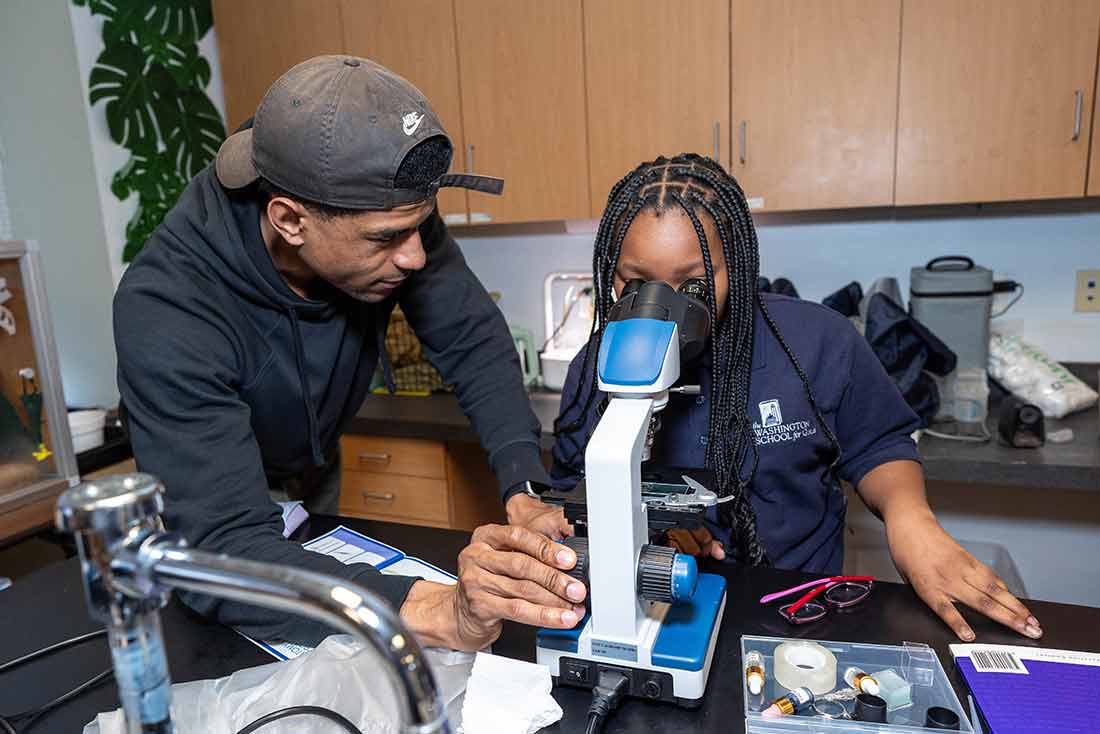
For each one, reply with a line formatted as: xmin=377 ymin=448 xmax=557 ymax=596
xmin=762 ymin=686 xmax=814 ymax=718
xmin=745 ymin=651 xmax=766 ymax=695
xmin=844 ymin=666 xmax=881 ymax=696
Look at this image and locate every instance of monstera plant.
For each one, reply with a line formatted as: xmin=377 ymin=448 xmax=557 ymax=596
xmin=74 ymin=0 xmax=226 ymax=262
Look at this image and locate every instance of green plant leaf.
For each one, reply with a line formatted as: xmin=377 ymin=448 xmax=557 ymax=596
xmin=145 ymin=37 xmax=211 ymax=89
xmin=83 ymin=1 xmax=213 ymax=45
xmin=111 ymin=151 xmax=188 ymax=202
xmin=123 ymin=194 xmax=174 ymax=262
xmin=89 ymin=41 xmax=175 ymax=153
xmin=147 ymin=0 xmax=213 ymax=42
xmin=159 ymin=89 xmax=226 ymax=179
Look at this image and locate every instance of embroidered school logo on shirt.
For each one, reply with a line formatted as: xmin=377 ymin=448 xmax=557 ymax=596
xmin=754 ymin=398 xmax=817 ymax=446
xmin=759 ymin=399 xmax=782 ymax=427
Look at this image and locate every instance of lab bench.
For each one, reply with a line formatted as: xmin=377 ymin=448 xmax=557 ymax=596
xmin=347 ymin=384 xmax=1100 ymax=494
xmin=4 ymin=514 xmax=1098 ymax=733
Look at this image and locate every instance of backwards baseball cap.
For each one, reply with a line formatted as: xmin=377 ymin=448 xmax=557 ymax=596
xmin=216 ymin=55 xmax=503 ymax=209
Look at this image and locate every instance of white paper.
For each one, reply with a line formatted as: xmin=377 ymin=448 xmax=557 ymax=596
xmin=460 ymin=652 xmax=562 ymax=734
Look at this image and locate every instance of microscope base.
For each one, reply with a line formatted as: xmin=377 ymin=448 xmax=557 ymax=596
xmin=536 ymin=573 xmax=726 ymax=706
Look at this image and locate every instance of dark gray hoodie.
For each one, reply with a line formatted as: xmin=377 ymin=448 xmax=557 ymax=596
xmin=114 ymin=164 xmax=549 ymax=644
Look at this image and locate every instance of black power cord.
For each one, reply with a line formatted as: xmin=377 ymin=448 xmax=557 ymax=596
xmin=10 ymin=669 xmax=114 ymax=731
xmin=0 ymin=631 xmax=367 ymax=733
xmin=0 ymin=629 xmax=106 ymax=675
xmin=0 ymin=629 xmax=113 ymax=733
xmin=234 ymin=706 xmax=363 ymax=734
xmin=584 ymin=669 xmax=630 ymax=734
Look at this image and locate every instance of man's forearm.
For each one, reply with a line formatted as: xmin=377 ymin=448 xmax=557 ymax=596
xmin=855 ymin=459 xmax=934 ymax=525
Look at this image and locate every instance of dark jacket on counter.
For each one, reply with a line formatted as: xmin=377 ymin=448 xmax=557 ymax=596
xmin=114 ymin=164 xmax=548 ymax=644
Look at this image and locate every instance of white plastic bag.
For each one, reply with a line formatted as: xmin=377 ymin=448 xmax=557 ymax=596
xmin=988 ymin=333 xmax=1098 ymax=419
xmin=84 ymin=636 xmax=475 ymax=734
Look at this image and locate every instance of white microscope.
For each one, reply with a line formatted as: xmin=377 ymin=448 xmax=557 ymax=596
xmin=536 ymin=280 xmax=726 ymax=708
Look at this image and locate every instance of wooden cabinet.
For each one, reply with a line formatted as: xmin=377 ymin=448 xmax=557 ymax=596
xmin=454 ymin=0 xmax=590 ymax=223
xmin=212 ymin=0 xmax=346 ymax=132
xmin=210 ymin=0 xmax=1100 ymax=215
xmin=338 ymin=435 xmax=505 ymax=530
xmin=1090 ymin=86 xmax=1100 ymax=196
xmin=731 ymin=1 xmax=901 ymax=211
xmin=339 ymin=0 xmax=470 ymax=220
xmin=584 ymin=0 xmax=730 ymax=214
xmin=896 ymin=0 xmax=1100 ymax=205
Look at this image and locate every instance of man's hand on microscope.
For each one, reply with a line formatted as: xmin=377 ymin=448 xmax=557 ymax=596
xmin=399 ymin=524 xmax=587 ymax=650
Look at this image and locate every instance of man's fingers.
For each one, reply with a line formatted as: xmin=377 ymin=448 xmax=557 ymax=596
xmin=483 ymin=573 xmax=576 ymax=611
xmin=478 ymin=547 xmax=586 ymax=603
xmin=532 ymin=508 xmax=573 ymax=541
xmin=481 ymin=595 xmax=581 ymax=629
xmin=960 ymin=573 xmax=1042 ymax=639
xmin=476 ymin=524 xmax=576 ymax=570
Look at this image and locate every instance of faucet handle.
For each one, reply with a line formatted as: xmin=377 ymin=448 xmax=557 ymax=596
xmin=56 ymin=473 xmax=165 ymax=534
xmin=57 ymin=473 xmax=169 ymax=623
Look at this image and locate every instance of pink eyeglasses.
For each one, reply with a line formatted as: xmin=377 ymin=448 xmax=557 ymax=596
xmin=760 ymin=576 xmax=875 ymax=625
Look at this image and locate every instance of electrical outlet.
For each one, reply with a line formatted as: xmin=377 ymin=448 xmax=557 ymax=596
xmin=1075 ymin=270 xmax=1100 ymax=312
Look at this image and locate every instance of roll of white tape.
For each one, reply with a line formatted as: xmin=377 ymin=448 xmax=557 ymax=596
xmin=774 ymin=641 xmax=838 ymax=695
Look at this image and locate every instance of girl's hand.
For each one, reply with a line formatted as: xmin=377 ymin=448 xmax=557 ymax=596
xmin=887 ymin=511 xmax=1041 ymax=641
xmin=666 ymin=526 xmax=726 ymax=560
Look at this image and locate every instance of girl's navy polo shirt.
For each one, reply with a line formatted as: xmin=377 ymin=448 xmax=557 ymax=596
xmin=551 ymin=294 xmax=922 ymax=573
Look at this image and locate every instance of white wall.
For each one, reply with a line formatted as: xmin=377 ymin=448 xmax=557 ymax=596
xmin=845 ymin=481 xmax=1100 ymax=608
xmin=69 ymin=3 xmax=228 ymax=287
xmin=0 ymin=0 xmax=117 ymax=408
xmin=0 ymin=142 xmax=13 ymax=240
xmin=455 ymin=201 xmax=1100 ymax=363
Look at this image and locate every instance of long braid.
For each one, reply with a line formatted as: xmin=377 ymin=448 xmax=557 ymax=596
xmin=555 ymin=153 xmax=840 ymax=566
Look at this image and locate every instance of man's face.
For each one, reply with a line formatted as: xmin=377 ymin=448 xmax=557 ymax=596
xmin=289 ymin=198 xmax=436 ymax=302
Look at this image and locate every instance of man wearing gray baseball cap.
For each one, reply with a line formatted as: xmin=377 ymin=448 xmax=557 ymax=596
xmin=113 ymin=56 xmax=579 ymax=649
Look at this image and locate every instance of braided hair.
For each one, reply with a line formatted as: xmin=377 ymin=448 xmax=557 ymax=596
xmin=555 ymin=153 xmax=842 ymax=565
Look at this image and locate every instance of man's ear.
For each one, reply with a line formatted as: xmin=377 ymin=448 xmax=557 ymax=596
xmin=266 ymin=196 xmax=309 ymax=247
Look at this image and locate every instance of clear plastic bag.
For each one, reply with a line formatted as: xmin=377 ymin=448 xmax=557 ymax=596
xmin=83 ymin=635 xmax=475 ymax=734
xmin=988 ymin=333 xmax=1098 ymax=419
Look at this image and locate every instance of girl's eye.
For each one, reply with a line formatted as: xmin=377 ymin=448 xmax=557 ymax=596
xmin=678 ymin=277 xmax=710 ymax=304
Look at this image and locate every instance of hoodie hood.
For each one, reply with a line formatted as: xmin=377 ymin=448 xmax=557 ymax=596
xmin=148 ymin=166 xmax=394 ymax=469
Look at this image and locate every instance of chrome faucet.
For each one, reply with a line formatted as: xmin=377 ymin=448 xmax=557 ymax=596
xmin=56 ymin=473 xmax=448 ymax=734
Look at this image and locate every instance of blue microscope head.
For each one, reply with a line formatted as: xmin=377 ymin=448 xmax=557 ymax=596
xmin=597 ymin=280 xmax=711 ymax=393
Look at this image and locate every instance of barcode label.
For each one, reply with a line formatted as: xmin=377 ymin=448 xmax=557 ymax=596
xmin=970 ymin=648 xmax=1029 ymax=674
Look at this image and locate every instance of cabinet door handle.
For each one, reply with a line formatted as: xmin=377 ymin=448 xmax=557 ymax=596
xmin=713 ymin=121 xmax=721 ymax=162
xmin=362 ymin=491 xmax=395 ymax=502
xmin=739 ymin=120 xmax=747 ymax=164
xmin=357 ymin=451 xmax=391 ymax=464
xmin=466 ymin=143 xmax=475 ymax=173
xmin=1072 ymin=90 xmax=1083 ymax=141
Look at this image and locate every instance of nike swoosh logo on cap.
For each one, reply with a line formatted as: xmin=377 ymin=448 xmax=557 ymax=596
xmin=402 ymin=112 xmax=425 ymax=136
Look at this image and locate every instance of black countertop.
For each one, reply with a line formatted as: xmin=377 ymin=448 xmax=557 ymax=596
xmin=6 ymin=515 xmax=1098 ymax=733
xmin=348 ymin=388 xmax=1100 ymax=492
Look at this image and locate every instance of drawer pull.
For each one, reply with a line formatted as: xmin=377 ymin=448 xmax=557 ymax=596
xmin=357 ymin=452 xmax=392 ymax=464
xmin=362 ymin=491 xmax=395 ymax=502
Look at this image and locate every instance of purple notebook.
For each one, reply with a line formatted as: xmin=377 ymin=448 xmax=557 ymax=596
xmin=951 ymin=644 xmax=1100 ymax=734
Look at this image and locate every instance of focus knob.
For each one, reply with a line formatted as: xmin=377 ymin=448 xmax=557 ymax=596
xmin=562 ymin=536 xmax=589 ymax=585
xmin=638 ymin=545 xmax=697 ymax=603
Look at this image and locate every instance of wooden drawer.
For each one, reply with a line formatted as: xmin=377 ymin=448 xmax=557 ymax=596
xmin=340 ymin=435 xmax=446 ymax=479
xmin=339 ymin=470 xmax=450 ymax=525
